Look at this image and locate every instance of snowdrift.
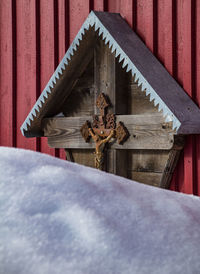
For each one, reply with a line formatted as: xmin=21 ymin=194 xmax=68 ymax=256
xmin=0 ymin=147 xmax=200 ymax=274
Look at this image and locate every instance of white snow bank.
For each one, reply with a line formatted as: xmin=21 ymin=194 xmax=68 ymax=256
xmin=0 ymin=147 xmax=200 ymax=274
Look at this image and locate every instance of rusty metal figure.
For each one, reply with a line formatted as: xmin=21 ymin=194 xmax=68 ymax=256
xmin=89 ymin=128 xmax=115 ymax=170
xmin=80 ymin=93 xmax=129 ymax=170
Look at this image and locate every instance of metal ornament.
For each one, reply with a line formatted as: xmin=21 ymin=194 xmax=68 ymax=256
xmin=80 ymin=92 xmax=129 ymax=170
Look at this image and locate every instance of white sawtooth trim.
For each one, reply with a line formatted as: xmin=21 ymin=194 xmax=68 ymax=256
xmin=126 ymin=63 xmax=132 ymax=73
xmin=21 ymin=11 xmax=181 ymax=136
xmin=98 ymin=28 xmax=103 ymax=36
xmin=111 ymin=44 xmax=116 ymax=53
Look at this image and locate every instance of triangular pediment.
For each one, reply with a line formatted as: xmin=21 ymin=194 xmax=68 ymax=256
xmin=21 ymin=11 xmax=200 ymax=137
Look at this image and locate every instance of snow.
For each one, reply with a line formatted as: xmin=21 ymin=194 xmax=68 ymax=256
xmin=0 ymin=147 xmax=200 ymax=274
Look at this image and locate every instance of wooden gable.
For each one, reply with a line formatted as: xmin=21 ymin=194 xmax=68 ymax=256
xmin=21 ymin=11 xmax=200 ymax=188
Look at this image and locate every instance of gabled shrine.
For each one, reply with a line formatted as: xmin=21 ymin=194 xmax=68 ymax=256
xmin=21 ymin=11 xmax=200 ymax=188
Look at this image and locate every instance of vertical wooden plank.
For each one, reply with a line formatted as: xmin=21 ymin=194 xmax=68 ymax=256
xmin=40 ymin=0 xmax=57 ymax=156
xmin=107 ymin=0 xmax=120 ymax=13
xmin=67 ymin=0 xmax=90 ymax=162
xmin=119 ymin=0 xmax=133 ymax=27
xmin=15 ymin=0 xmax=37 ymax=150
xmin=157 ymin=0 xmax=165 ymax=64
xmin=196 ymin=0 xmax=200 ymax=196
xmin=174 ymin=0 xmax=195 ymax=194
xmin=94 ymin=40 xmax=116 ymax=113
xmin=136 ymin=0 xmax=146 ymax=42
xmin=143 ymin=0 xmax=155 ymax=53
xmin=107 ymin=0 xmax=133 ymax=27
xmin=58 ymin=0 xmax=69 ymax=61
xmin=97 ymin=0 xmax=133 ymax=175
xmin=0 ymin=0 xmax=15 ymax=146
xmin=93 ymin=0 xmax=104 ymax=11
xmin=94 ymin=40 xmax=116 ymax=173
xmin=172 ymin=0 xmax=184 ymax=192
xmin=69 ymin=0 xmax=90 ymax=43
xmin=108 ymin=0 xmax=133 ymax=27
xmin=157 ymin=0 xmax=177 ymax=190
xmin=58 ymin=0 xmax=69 ymax=160
xmin=182 ymin=0 xmax=194 ymax=194
xmin=163 ymin=0 xmax=174 ymax=75
xmin=176 ymin=0 xmax=184 ymax=85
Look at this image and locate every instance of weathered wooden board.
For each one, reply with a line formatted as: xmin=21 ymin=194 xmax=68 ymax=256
xmin=62 ymin=59 xmax=94 ymax=117
xmin=160 ymin=149 xmax=182 ymax=188
xmin=94 ymin=39 xmax=120 ymax=172
xmin=128 ymin=150 xmax=170 ymax=173
xmin=15 ymin=0 xmax=38 ymax=150
xmin=128 ymin=171 xmax=162 ymax=187
xmin=127 ymin=148 xmax=183 ymax=188
xmin=127 ymin=149 xmax=168 ymax=187
xmin=94 ymin=39 xmax=116 ymax=114
xmin=42 ymin=114 xmax=174 ymax=150
xmin=128 ymin=79 xmax=158 ymax=114
xmin=0 ymin=0 xmax=15 ymax=146
xmin=66 ymin=149 xmax=95 ymax=168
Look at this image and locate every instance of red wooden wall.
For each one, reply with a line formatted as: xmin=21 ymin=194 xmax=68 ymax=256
xmin=0 ymin=0 xmax=199 ymax=195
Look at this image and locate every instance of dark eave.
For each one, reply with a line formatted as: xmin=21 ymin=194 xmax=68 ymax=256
xmin=21 ymin=11 xmax=200 ymax=137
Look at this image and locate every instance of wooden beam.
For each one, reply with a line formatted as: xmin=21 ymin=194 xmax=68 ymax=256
xmin=42 ymin=114 xmax=174 ymax=150
xmin=94 ymin=39 xmax=116 ymax=114
xmin=159 ymin=136 xmax=185 ymax=188
xmin=94 ymin=39 xmax=118 ymax=173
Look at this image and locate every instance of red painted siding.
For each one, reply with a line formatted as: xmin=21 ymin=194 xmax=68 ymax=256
xmin=0 ymin=0 xmax=199 ymax=195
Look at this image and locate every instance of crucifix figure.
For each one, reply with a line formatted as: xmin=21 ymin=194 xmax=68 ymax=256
xmin=80 ymin=93 xmax=129 ymax=170
xmin=89 ymin=128 xmax=115 ymax=170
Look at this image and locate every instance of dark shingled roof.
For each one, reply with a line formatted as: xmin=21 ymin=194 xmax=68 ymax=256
xmin=21 ymin=11 xmax=200 ymax=137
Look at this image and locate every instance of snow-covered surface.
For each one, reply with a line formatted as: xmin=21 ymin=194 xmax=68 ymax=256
xmin=0 ymin=147 xmax=200 ymax=274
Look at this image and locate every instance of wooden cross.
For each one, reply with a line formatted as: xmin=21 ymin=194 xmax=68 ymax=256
xmin=80 ymin=93 xmax=129 ymax=170
xmin=42 ymin=39 xmax=181 ymax=186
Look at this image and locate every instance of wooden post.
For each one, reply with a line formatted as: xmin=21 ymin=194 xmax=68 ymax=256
xmin=94 ymin=39 xmax=127 ymax=174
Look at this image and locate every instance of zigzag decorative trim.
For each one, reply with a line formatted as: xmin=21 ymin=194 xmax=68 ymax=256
xmin=21 ymin=11 xmax=181 ymax=136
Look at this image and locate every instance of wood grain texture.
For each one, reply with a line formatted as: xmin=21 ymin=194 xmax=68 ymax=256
xmin=94 ymin=38 xmax=121 ymax=173
xmin=62 ymin=60 xmax=94 ymax=117
xmin=58 ymin=0 xmax=69 ymax=160
xmin=143 ymin=0 xmax=154 ymax=53
xmin=93 ymin=0 xmax=104 ymax=11
xmin=160 ymin=149 xmax=182 ymax=189
xmin=177 ymin=0 xmax=194 ymax=194
xmin=40 ymin=0 xmax=57 ymax=156
xmin=128 ymin=150 xmax=169 ymax=173
xmin=16 ymin=0 xmax=37 ymax=150
xmin=42 ymin=114 xmax=174 ymax=150
xmin=94 ymin=39 xmax=116 ymax=114
xmin=128 ymin=78 xmax=158 ymax=114
xmin=0 ymin=0 xmax=15 ymax=146
xmin=68 ymin=149 xmax=95 ymax=168
xmin=69 ymin=0 xmax=90 ymax=43
xmin=127 ymin=149 xmax=172 ymax=188
xmin=128 ymin=171 xmax=162 ymax=187
xmin=182 ymin=0 xmax=194 ymax=194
